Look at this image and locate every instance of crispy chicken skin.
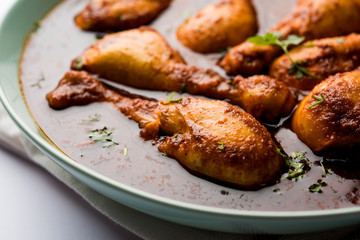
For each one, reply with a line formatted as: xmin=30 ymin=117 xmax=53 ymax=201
xmin=157 ymin=97 xmax=283 ymax=189
xmin=72 ymin=27 xmax=186 ymax=91
xmin=185 ymin=74 xmax=295 ymax=122
xmin=47 ymin=71 xmax=284 ymax=189
xmin=176 ymin=0 xmax=258 ymax=54
xmin=292 ymin=69 xmax=360 ymax=152
xmin=219 ymin=0 xmax=360 ymax=76
xmin=72 ymin=27 xmax=295 ymax=122
xmin=270 ymin=33 xmax=360 ymax=90
xmin=229 ymin=75 xmax=296 ymax=121
xmin=74 ymin=0 xmax=172 ymax=31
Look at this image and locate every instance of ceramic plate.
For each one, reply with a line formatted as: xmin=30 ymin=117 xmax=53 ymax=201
xmin=0 ymin=0 xmax=360 ymax=234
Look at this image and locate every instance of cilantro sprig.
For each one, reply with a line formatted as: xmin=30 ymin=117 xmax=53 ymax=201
xmin=163 ymin=92 xmax=183 ymax=104
xmin=277 ymin=149 xmax=311 ymax=181
xmin=30 ymin=72 xmax=45 ymax=89
xmin=308 ymin=93 xmax=325 ymax=109
xmin=248 ymin=32 xmax=320 ymax=79
xmin=309 ymin=162 xmax=333 ymax=193
xmin=88 ymin=126 xmax=119 ymax=148
xmin=82 ymin=114 xmax=101 ymax=124
xmin=217 ymin=142 xmax=225 ymax=150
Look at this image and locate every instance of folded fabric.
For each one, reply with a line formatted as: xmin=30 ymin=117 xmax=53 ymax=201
xmin=0 ymin=105 xmax=360 ymax=240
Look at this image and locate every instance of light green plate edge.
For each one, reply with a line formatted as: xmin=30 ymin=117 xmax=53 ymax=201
xmin=0 ymin=0 xmax=359 ymax=234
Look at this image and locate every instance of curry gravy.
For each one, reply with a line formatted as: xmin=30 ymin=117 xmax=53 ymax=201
xmin=20 ymin=0 xmax=360 ymax=211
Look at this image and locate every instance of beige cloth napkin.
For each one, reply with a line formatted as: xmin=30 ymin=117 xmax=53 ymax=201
xmin=1 ymin=106 xmax=360 ymax=240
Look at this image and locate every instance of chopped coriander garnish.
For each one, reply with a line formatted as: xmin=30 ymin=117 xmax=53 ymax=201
xmin=335 ymin=38 xmax=344 ymax=44
xmin=124 ymin=146 xmax=128 ymax=157
xmin=309 ymin=182 xmax=322 ymax=193
xmin=217 ymin=142 xmax=225 ymax=150
xmin=308 ymin=161 xmax=333 ymax=193
xmin=273 ymin=189 xmax=283 ymax=195
xmin=162 ymin=152 xmax=167 ymax=157
xmin=305 ymin=40 xmax=314 ymax=48
xmin=173 ymin=134 xmax=178 ymax=138
xmin=75 ymin=59 xmax=83 ymax=70
xmin=248 ymin=32 xmax=320 ymax=79
xmin=181 ymin=83 xmax=187 ymax=93
xmin=88 ymin=126 xmax=119 ymax=148
xmin=32 ymin=21 xmax=40 ymax=33
xmin=182 ymin=11 xmax=191 ymax=23
xmin=95 ymin=32 xmax=107 ymax=40
xmin=30 ymin=72 xmax=45 ymax=89
xmin=291 ymin=151 xmax=307 ymax=161
xmin=163 ymin=92 xmax=182 ymax=104
xmin=219 ymin=46 xmax=232 ymax=54
xmin=308 ymin=93 xmax=325 ymax=109
xmin=277 ymin=149 xmax=311 ymax=181
xmin=82 ymin=114 xmax=101 ymax=124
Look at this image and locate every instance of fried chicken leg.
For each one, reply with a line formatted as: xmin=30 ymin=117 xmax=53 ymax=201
xmin=176 ymin=0 xmax=258 ymax=53
xmin=270 ymin=33 xmax=360 ymax=90
xmin=292 ymin=69 xmax=360 ymax=152
xmin=46 ymin=70 xmax=284 ymax=189
xmin=71 ymin=27 xmax=295 ymax=122
xmin=219 ymin=0 xmax=360 ymax=76
xmin=74 ymin=0 xmax=172 ymax=31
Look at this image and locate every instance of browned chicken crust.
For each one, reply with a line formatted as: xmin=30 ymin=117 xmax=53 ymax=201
xmin=46 ymin=71 xmax=159 ymax=127
xmin=47 ymin=71 xmax=284 ymax=189
xmin=219 ymin=0 xmax=360 ymax=76
xmin=71 ymin=27 xmax=295 ymax=122
xmin=74 ymin=0 xmax=172 ymax=31
xmin=158 ymin=97 xmax=283 ymax=189
xmin=292 ymin=69 xmax=360 ymax=152
xmin=230 ymin=75 xmax=296 ymax=121
xmin=176 ymin=0 xmax=258 ymax=53
xmin=72 ymin=27 xmax=186 ymax=91
xmin=270 ymin=33 xmax=360 ymax=90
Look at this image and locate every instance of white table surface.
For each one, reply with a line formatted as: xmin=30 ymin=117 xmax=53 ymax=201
xmin=0 ymin=146 xmax=142 ymax=240
xmin=0 ymin=1 xmax=141 ymax=239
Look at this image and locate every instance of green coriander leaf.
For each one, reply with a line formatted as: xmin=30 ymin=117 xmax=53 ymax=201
xmin=296 ymin=70 xmax=304 ymax=79
xmin=82 ymin=114 xmax=101 ymax=124
xmin=163 ymin=92 xmax=182 ymax=104
xmin=32 ymin=21 xmax=40 ymax=33
xmin=309 ymin=183 xmax=322 ymax=193
xmin=308 ymin=93 xmax=325 ymax=109
xmin=181 ymin=83 xmax=187 ymax=93
xmin=283 ymin=34 xmax=305 ymax=46
xmin=291 ymin=152 xmax=307 ymax=161
xmin=124 ymin=146 xmax=128 ymax=157
xmin=30 ymin=72 xmax=46 ymax=89
xmin=248 ymin=33 xmax=321 ymax=79
xmin=335 ymin=38 xmax=344 ymax=44
xmin=276 ymin=147 xmax=287 ymax=158
xmin=88 ymin=126 xmax=119 ymax=148
xmin=279 ymin=150 xmax=311 ymax=181
xmin=305 ymin=40 xmax=314 ymax=47
xmin=273 ymin=189 xmax=283 ymax=195
xmin=217 ymin=142 xmax=225 ymax=150
xmin=75 ymin=59 xmax=83 ymax=70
